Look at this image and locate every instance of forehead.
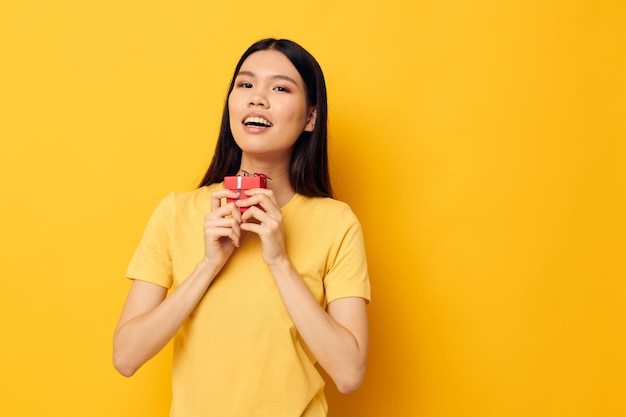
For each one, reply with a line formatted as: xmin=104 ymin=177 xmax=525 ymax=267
xmin=237 ymin=50 xmax=303 ymax=84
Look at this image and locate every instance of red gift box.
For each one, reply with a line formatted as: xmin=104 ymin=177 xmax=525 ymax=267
xmin=224 ymin=173 xmax=268 ymax=213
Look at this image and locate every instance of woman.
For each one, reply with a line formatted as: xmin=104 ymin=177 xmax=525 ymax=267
xmin=113 ymin=38 xmax=371 ymax=417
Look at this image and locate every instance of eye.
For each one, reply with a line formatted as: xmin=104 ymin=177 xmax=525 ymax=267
xmin=273 ymin=86 xmax=290 ymax=93
xmin=238 ymin=82 xmax=253 ymax=88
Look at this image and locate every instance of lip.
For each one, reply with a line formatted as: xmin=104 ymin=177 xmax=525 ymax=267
xmin=242 ymin=112 xmax=273 ymax=127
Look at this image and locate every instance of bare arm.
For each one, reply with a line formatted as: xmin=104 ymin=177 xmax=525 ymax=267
xmin=239 ymin=189 xmax=369 ymax=393
xmin=113 ymin=190 xmax=241 ymax=376
xmin=269 ymin=260 xmax=369 ymax=393
xmin=112 ymin=259 xmax=219 ymax=377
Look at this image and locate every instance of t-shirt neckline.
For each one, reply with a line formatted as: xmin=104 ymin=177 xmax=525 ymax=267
xmin=280 ymin=193 xmax=304 ymax=217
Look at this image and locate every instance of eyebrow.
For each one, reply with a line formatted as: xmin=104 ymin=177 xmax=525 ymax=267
xmin=236 ymin=71 xmax=299 ymax=86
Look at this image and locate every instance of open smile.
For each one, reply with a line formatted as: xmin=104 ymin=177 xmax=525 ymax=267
xmin=243 ymin=116 xmax=273 ymax=128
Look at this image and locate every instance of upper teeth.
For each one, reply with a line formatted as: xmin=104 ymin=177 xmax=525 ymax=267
xmin=244 ymin=117 xmax=272 ymax=127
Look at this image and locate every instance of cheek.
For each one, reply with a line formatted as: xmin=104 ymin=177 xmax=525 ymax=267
xmin=227 ymin=95 xmax=239 ymax=130
xmin=280 ymin=103 xmax=309 ymax=128
xmin=227 ymin=93 xmax=235 ymax=115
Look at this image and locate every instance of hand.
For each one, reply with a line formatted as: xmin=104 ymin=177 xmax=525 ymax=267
xmin=238 ymin=188 xmax=287 ymax=266
xmin=203 ymin=189 xmax=242 ymax=270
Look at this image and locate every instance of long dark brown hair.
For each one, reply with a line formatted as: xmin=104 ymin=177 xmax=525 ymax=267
xmin=198 ymin=38 xmax=332 ymax=198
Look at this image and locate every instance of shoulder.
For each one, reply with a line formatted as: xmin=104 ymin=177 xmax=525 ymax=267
xmin=300 ymin=196 xmax=359 ymax=221
xmin=287 ymin=195 xmax=363 ymax=234
xmin=151 ymin=184 xmax=222 ymax=220
xmin=163 ymin=184 xmax=222 ymax=208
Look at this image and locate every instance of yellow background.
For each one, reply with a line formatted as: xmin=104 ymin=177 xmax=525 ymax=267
xmin=1 ymin=1 xmax=624 ymax=416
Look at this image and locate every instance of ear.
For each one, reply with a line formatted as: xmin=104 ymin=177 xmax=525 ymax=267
xmin=304 ymin=106 xmax=317 ymax=132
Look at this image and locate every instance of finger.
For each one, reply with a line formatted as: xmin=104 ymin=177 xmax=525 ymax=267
xmin=239 ymin=212 xmax=274 ymax=235
xmin=241 ymin=205 xmax=267 ymax=223
xmin=241 ymin=206 xmax=281 ymax=233
xmin=239 ymin=192 xmax=279 ymax=216
xmin=205 ymin=216 xmax=241 ymax=230
xmin=243 ymin=188 xmax=277 ymax=206
xmin=209 ymin=202 xmax=242 ymax=222
xmin=225 ymin=228 xmax=241 ymax=247
xmin=205 ymin=220 xmax=241 ymax=246
xmin=239 ymin=220 xmax=262 ymax=235
xmin=206 ymin=226 xmax=240 ymax=242
xmin=240 ymin=213 xmax=284 ymax=260
xmin=205 ymin=215 xmax=242 ymax=237
xmin=211 ymin=189 xmax=240 ymax=211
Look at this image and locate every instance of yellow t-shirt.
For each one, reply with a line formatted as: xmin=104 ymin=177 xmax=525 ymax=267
xmin=126 ymin=184 xmax=370 ymax=417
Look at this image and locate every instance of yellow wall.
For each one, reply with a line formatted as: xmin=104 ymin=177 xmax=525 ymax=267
xmin=1 ymin=1 xmax=624 ymax=416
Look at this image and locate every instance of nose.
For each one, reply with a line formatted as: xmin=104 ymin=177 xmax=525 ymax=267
xmin=248 ymin=89 xmax=269 ymax=108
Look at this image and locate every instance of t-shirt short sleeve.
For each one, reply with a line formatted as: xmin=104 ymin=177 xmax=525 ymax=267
xmin=125 ymin=194 xmax=175 ymax=288
xmin=323 ymin=206 xmax=371 ymax=304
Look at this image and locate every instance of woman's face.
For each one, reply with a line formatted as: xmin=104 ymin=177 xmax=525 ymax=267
xmin=228 ymin=50 xmax=316 ymax=160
